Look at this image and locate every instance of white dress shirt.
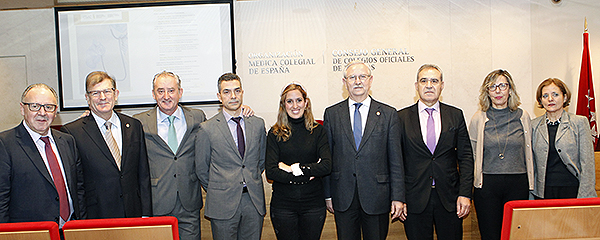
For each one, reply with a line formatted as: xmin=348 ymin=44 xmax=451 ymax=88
xmin=418 ymin=100 xmax=441 ymax=147
xmin=348 ymin=96 xmax=372 ymax=136
xmin=91 ymin=111 xmax=122 ymax=155
xmin=157 ymin=106 xmax=187 ymax=148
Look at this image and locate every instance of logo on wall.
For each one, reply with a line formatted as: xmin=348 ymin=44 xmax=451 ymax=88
xmin=247 ymin=50 xmax=316 ymax=75
xmin=331 ymin=48 xmax=415 ymax=72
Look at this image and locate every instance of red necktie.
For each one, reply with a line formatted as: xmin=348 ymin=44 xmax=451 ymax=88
xmin=40 ymin=136 xmax=70 ymax=221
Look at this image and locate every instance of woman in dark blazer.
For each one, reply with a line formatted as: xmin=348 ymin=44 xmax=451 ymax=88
xmin=531 ymin=78 xmax=596 ymax=199
xmin=265 ymin=82 xmax=332 ymax=240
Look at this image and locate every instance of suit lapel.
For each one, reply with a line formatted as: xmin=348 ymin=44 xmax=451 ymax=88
xmin=178 ymin=107 xmax=197 ymax=155
xmin=337 ymin=99 xmax=356 ymax=151
xmin=436 ymin=104 xmax=451 ymax=155
xmin=15 ymin=124 xmax=54 ymax=185
xmin=555 ymin=111 xmax=570 ymax=142
xmin=145 ymin=108 xmax=172 ymax=153
xmin=81 ymin=115 xmax=118 ymax=169
xmin=535 ymin=114 xmax=550 ymax=144
xmin=408 ymin=104 xmax=430 ymax=153
xmin=358 ymin=100 xmax=380 ymax=152
xmin=119 ymin=113 xmax=133 ymax=168
xmin=53 ymin=130 xmax=75 ymax=189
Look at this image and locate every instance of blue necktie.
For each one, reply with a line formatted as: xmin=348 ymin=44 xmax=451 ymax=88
xmin=353 ymin=103 xmax=363 ymax=150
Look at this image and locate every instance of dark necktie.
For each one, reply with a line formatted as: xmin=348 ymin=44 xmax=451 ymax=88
xmin=40 ymin=136 xmax=70 ymax=221
xmin=353 ymin=103 xmax=363 ymax=150
xmin=231 ymin=117 xmax=245 ymax=158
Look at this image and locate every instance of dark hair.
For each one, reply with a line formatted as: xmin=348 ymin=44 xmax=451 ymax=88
xmin=218 ymin=73 xmax=242 ymax=92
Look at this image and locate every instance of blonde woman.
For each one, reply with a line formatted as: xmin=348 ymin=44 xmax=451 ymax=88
xmin=468 ymin=69 xmax=534 ymax=240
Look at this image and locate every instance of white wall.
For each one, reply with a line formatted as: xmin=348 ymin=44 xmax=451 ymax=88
xmin=1 ymin=0 xmax=599 ymax=129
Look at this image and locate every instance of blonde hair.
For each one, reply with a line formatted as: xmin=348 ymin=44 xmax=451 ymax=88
xmin=271 ymin=83 xmax=317 ymax=142
xmin=478 ymin=69 xmax=521 ymax=111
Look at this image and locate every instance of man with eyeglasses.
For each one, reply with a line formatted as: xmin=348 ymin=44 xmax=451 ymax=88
xmin=61 ymin=71 xmax=152 ymax=220
xmin=396 ymin=64 xmax=473 ymax=240
xmin=0 ymin=83 xmax=85 ymax=226
xmin=323 ymin=60 xmax=405 ymax=239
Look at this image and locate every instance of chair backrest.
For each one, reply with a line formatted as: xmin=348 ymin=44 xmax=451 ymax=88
xmin=501 ymin=198 xmax=600 ymax=240
xmin=0 ymin=221 xmax=60 ymax=240
xmin=62 ymin=216 xmax=179 ymax=240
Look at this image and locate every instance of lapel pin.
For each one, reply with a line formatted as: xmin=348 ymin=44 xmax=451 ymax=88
xmin=376 ymin=111 xmax=380 ymax=116
xmin=125 ymin=123 xmax=130 ymax=128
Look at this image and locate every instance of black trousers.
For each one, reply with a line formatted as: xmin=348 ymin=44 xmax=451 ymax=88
xmin=473 ymin=174 xmax=529 ymax=240
xmin=334 ymin=188 xmax=389 ymax=240
xmin=270 ymin=205 xmax=326 ymax=240
xmin=403 ymin=188 xmax=463 ymax=240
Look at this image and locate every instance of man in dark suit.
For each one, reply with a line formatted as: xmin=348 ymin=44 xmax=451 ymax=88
xmin=197 ymin=73 xmax=266 ymax=240
xmin=323 ymin=61 xmax=405 ymax=240
xmin=0 ymin=83 xmax=85 ymax=227
xmin=61 ymin=71 xmax=152 ymax=219
xmin=397 ymin=64 xmax=473 ymax=240
xmin=134 ymin=71 xmax=207 ymax=240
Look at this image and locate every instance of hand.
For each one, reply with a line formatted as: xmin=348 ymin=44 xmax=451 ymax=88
xmin=390 ymin=201 xmax=405 ymax=221
xmin=278 ymin=162 xmax=292 ymax=173
xmin=325 ymin=199 xmax=334 ymax=213
xmin=241 ymin=105 xmax=254 ymax=117
xmin=456 ymin=196 xmax=471 ymax=218
xmin=78 ymin=110 xmax=90 ymax=119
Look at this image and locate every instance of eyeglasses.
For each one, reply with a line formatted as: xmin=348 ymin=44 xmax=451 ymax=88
xmin=22 ymin=102 xmax=57 ymax=112
xmin=488 ymin=83 xmax=510 ymax=91
xmin=418 ymin=78 xmax=441 ymax=85
xmin=345 ymin=74 xmax=371 ymax=82
xmin=87 ymin=88 xmax=115 ymax=98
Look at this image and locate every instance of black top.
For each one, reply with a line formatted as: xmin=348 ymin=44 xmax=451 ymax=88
xmin=545 ymin=122 xmax=579 ymax=186
xmin=266 ymin=116 xmax=332 ymax=209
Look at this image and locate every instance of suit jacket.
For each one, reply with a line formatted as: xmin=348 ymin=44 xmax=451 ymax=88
xmin=196 ymin=111 xmax=267 ymax=220
xmin=133 ymin=106 xmax=206 ymax=215
xmin=323 ymin=98 xmax=404 ymax=215
xmin=531 ymin=110 xmax=597 ymax=198
xmin=61 ymin=112 xmax=152 ymax=218
xmin=397 ymin=102 xmax=473 ymax=214
xmin=0 ymin=123 xmax=85 ymax=223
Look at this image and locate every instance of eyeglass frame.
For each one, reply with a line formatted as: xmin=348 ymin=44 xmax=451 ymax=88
xmin=21 ymin=102 xmax=57 ymax=112
xmin=488 ymin=83 xmax=510 ymax=91
xmin=87 ymin=88 xmax=115 ymax=98
xmin=344 ymin=74 xmax=371 ymax=82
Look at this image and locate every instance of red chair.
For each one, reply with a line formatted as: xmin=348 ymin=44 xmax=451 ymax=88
xmin=62 ymin=216 xmax=179 ymax=240
xmin=501 ymin=198 xmax=600 ymax=239
xmin=0 ymin=221 xmax=60 ymax=240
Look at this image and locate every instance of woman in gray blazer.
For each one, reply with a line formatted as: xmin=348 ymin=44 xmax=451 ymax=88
xmin=531 ymin=78 xmax=597 ymax=199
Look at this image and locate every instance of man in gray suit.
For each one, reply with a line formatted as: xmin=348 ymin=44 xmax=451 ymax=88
xmin=324 ymin=61 xmax=405 ymax=240
xmin=197 ymin=73 xmax=267 ymax=240
xmin=133 ymin=71 xmax=206 ymax=240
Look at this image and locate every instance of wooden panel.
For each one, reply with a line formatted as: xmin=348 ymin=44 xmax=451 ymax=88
xmin=509 ymin=205 xmax=600 ymax=239
xmin=0 ymin=230 xmax=51 ymax=240
xmin=62 ymin=225 xmax=173 ymax=240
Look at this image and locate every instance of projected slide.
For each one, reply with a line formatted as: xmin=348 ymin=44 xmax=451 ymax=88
xmin=56 ymin=1 xmax=234 ymax=110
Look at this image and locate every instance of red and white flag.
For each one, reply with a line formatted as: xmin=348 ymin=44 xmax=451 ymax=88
xmin=576 ymin=19 xmax=599 ymax=150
